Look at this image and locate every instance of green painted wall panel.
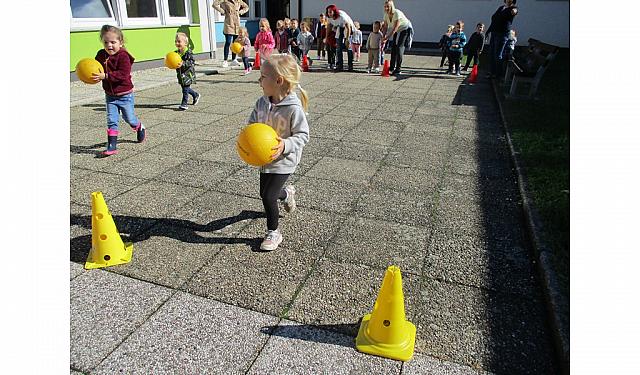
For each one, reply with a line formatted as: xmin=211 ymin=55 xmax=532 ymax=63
xmin=70 ymin=26 xmax=202 ymax=71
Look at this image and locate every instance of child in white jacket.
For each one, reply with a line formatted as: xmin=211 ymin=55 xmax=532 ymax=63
xmin=297 ymin=22 xmax=315 ymax=65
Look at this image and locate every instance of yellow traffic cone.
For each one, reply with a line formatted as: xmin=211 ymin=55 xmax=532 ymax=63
xmin=355 ymin=265 xmax=416 ymax=361
xmin=84 ymin=191 xmax=133 ymax=269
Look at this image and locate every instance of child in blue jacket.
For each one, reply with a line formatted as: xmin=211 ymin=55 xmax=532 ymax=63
xmin=447 ymin=20 xmax=467 ymax=76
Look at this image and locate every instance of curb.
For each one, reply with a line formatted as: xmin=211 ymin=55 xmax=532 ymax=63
xmin=490 ymin=79 xmax=570 ymax=374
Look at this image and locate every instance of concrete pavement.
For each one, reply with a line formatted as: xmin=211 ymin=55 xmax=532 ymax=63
xmin=70 ymin=54 xmax=556 ymax=374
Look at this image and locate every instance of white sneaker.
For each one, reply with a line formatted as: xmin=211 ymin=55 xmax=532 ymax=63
xmin=221 ymin=60 xmax=229 ymax=68
xmin=374 ymin=67 xmax=380 ymax=73
xmin=283 ymin=185 xmax=296 ymax=213
xmin=230 ymin=59 xmax=240 ymax=66
xmin=260 ymin=230 xmax=283 ymax=251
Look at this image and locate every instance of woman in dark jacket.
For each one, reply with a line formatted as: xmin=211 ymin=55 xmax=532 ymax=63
xmin=486 ymin=0 xmax=518 ymax=79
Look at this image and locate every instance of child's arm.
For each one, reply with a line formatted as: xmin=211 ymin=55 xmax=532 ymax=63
xmin=282 ymin=108 xmax=310 ymax=155
xmin=459 ymin=33 xmax=467 ymax=49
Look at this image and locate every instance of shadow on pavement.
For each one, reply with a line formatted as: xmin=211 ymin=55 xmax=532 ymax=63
xmin=442 ymin=74 xmax=558 ymax=373
xmin=70 ymin=210 xmax=265 ymax=263
xmin=260 ymin=322 xmax=362 ymax=349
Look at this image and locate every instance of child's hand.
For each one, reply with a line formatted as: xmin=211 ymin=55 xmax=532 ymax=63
xmin=271 ymin=136 xmax=284 ymax=160
xmin=91 ymin=72 xmax=106 ymax=82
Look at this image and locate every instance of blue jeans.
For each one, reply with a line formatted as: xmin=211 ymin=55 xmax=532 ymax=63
xmin=336 ymin=33 xmax=353 ymax=70
xmin=489 ymin=31 xmax=509 ymax=77
xmin=223 ymin=33 xmax=238 ymax=61
xmin=181 ymin=85 xmax=198 ymax=106
xmin=105 ymin=93 xmax=140 ymax=133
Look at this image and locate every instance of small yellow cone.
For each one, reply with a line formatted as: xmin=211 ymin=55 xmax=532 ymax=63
xmin=355 ymin=265 xmax=416 ymax=361
xmin=84 ymin=191 xmax=133 ymax=269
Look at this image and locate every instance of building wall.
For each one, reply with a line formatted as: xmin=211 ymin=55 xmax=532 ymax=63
xmin=70 ymin=26 xmax=204 ymax=71
xmin=299 ymin=0 xmax=569 ymax=48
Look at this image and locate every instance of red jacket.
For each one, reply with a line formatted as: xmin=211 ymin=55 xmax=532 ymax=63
xmin=95 ymin=48 xmax=135 ymax=96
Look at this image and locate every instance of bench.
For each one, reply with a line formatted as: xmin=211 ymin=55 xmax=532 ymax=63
xmin=504 ymin=38 xmax=560 ymax=99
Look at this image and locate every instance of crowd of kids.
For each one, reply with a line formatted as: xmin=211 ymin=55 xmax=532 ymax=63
xmin=88 ymin=0 xmax=513 ymax=249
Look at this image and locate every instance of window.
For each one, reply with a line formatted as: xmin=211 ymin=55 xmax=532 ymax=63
xmin=254 ymin=1 xmax=261 ymax=18
xmin=167 ymin=0 xmax=186 ymax=17
xmin=71 ymin=0 xmax=191 ymax=29
xmin=70 ymin=0 xmax=116 ymax=28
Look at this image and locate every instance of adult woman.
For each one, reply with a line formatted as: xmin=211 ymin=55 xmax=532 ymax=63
xmin=212 ymin=0 xmax=249 ymax=67
xmin=326 ymin=4 xmax=356 ymax=72
xmin=486 ymin=0 xmax=518 ymax=79
xmin=381 ymin=0 xmax=413 ymax=76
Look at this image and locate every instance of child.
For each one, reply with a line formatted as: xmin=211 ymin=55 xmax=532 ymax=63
xmin=175 ymin=32 xmax=200 ymax=110
xmin=315 ymin=13 xmax=327 ymax=60
xmin=93 ymin=24 xmax=146 ymax=156
xmin=297 ymin=22 xmax=315 ymax=65
xmin=350 ymin=21 xmax=363 ymax=62
xmin=439 ymin=25 xmax=454 ymax=68
xmin=325 ymin=26 xmax=337 ymax=70
xmin=447 ymin=20 xmax=467 ymax=76
xmin=236 ymin=27 xmax=252 ymax=75
xmin=505 ymin=29 xmax=517 ymax=62
xmin=367 ymin=21 xmax=383 ymax=73
xmin=462 ymin=23 xmax=485 ymax=71
xmin=250 ymin=54 xmax=310 ymax=251
xmin=289 ymin=19 xmax=301 ymax=60
xmin=274 ymin=20 xmax=289 ymax=54
xmin=254 ymin=18 xmax=275 ymax=66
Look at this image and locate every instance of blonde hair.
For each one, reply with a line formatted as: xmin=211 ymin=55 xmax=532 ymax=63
xmin=354 ymin=21 xmax=360 ymax=29
xmin=264 ymin=54 xmax=309 ymax=112
xmin=384 ymin=0 xmax=395 ymax=14
xmin=276 ymin=20 xmax=285 ymax=29
xmin=301 ymin=22 xmax=310 ymax=32
xmin=238 ymin=27 xmax=248 ymax=38
xmin=447 ymin=24 xmax=454 ymax=32
xmin=175 ymin=32 xmax=189 ymax=43
xmin=259 ymin=18 xmax=271 ymax=32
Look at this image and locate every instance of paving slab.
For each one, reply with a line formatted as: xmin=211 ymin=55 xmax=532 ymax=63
xmin=70 ymin=261 xmax=85 ymax=280
xmin=248 ymin=319 xmax=402 ymax=374
xmin=70 ymin=270 xmax=173 ymax=372
xmin=355 ymin=187 xmax=435 ymax=227
xmin=413 ymin=279 xmax=555 ymax=375
xmin=305 ymin=157 xmax=380 ymax=185
xmin=329 ymin=141 xmax=390 ymax=163
xmin=402 ymin=352 xmax=492 ymax=375
xmin=183 ymin=243 xmax=315 ymax=317
xmin=91 ymin=291 xmax=277 ymax=374
xmin=294 ymin=176 xmax=366 ymax=214
xmin=325 ymin=216 xmax=430 ymax=274
xmin=155 ymin=159 xmax=237 ymax=189
xmin=70 ymin=170 xmax=146 ymax=206
xmin=287 ymin=259 xmax=421 ymax=338
xmin=146 ymin=137 xmax=220 ymax=159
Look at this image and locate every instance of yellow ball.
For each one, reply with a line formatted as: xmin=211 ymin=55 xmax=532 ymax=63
xmin=237 ymin=123 xmax=279 ymax=167
xmin=230 ymin=42 xmax=243 ymax=55
xmin=165 ymin=51 xmax=182 ymax=69
xmin=75 ymin=58 xmax=104 ymax=84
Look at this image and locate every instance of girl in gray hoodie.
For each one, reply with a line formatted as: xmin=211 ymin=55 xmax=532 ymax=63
xmin=249 ymin=54 xmax=310 ymax=251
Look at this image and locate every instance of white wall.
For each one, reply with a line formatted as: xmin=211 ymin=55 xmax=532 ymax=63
xmin=300 ymin=0 xmax=569 ymax=47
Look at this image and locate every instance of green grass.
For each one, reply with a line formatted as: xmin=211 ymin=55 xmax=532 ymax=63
xmin=489 ymin=49 xmax=570 ymax=297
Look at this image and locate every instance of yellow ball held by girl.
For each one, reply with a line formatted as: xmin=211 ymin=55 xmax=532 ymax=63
xmin=236 ymin=123 xmax=279 ymax=167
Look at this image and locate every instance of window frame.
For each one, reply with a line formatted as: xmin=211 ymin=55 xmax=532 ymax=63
xmin=116 ymin=0 xmax=162 ymax=27
xmin=160 ymin=0 xmax=191 ymax=26
xmin=70 ymin=0 xmax=117 ymax=29
xmin=70 ymin=0 xmax=193 ymax=31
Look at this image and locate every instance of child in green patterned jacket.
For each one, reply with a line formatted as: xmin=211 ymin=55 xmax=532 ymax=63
xmin=175 ymin=32 xmax=200 ymax=110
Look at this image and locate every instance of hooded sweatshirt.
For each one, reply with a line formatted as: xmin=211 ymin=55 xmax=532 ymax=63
xmin=95 ymin=48 xmax=135 ymax=96
xmin=247 ymin=93 xmax=310 ymax=174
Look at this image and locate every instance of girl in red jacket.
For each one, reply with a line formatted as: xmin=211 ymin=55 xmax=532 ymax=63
xmin=93 ymin=25 xmax=146 ymax=156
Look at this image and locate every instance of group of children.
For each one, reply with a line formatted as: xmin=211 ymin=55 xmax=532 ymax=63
xmin=252 ymin=17 xmax=315 ymax=71
xmin=90 ymin=24 xmax=308 ymax=251
xmin=438 ymin=20 xmax=516 ymax=76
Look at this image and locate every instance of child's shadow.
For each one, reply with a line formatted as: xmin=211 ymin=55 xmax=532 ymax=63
xmin=70 ymin=210 xmax=265 ymax=263
xmin=81 ymin=103 xmax=183 ymax=112
xmin=70 ymin=142 xmax=138 ymax=158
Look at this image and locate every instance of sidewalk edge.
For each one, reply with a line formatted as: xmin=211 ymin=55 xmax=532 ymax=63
xmin=490 ymin=79 xmax=570 ymax=374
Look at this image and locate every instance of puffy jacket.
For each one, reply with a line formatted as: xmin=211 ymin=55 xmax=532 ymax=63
xmin=176 ymin=49 xmax=196 ymax=86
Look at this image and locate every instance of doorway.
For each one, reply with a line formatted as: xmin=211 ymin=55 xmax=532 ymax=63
xmin=266 ymin=0 xmax=290 ymax=29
